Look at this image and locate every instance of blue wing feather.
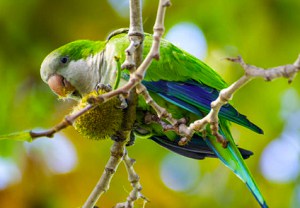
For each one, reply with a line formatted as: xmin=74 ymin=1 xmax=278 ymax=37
xmin=143 ymin=80 xmax=263 ymax=134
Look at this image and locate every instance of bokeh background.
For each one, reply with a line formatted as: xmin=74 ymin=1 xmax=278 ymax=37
xmin=1 ymin=0 xmax=300 ymax=207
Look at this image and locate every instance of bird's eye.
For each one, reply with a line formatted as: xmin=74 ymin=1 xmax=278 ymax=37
xmin=60 ymin=56 xmax=69 ymax=64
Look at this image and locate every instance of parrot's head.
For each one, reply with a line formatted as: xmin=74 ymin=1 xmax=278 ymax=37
xmin=40 ymin=40 xmax=105 ymax=100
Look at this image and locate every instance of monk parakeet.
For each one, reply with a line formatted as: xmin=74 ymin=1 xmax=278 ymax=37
xmin=40 ymin=29 xmax=267 ymax=208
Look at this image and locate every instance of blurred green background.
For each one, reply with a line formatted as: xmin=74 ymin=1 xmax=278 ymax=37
xmin=1 ymin=0 xmax=300 ymax=207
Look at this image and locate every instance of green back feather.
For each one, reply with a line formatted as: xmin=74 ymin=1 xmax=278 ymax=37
xmin=56 ymin=40 xmax=105 ymax=61
xmin=108 ymin=32 xmax=227 ymax=90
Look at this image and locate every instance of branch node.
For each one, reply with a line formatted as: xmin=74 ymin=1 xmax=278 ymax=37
xmin=178 ymin=137 xmax=189 ymax=146
xmin=121 ymin=61 xmax=136 ymax=70
xmin=219 ymin=90 xmax=231 ymax=103
xmin=294 ymin=54 xmax=300 ymax=67
xmin=152 ymin=53 xmax=160 ymax=60
xmin=226 ymin=55 xmax=243 ymax=64
xmin=64 ymin=116 xmax=73 ymax=125
xmin=153 ymin=27 xmax=165 ymax=33
xmin=163 ymin=0 xmax=172 ymax=7
xmin=110 ymin=149 xmax=125 ymax=159
xmin=87 ymin=96 xmax=104 ymax=104
xmin=105 ymin=167 xmax=116 ymax=175
xmin=128 ymin=31 xmax=145 ymax=40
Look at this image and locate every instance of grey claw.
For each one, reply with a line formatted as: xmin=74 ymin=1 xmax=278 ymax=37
xmin=95 ymin=83 xmax=112 ymax=93
xmin=116 ymin=95 xmax=128 ymax=109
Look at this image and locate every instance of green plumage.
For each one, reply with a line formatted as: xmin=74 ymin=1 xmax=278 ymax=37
xmin=109 ymin=33 xmax=227 ymax=90
xmin=39 ymin=29 xmax=268 ymax=208
xmin=57 ymin=40 xmax=105 ymax=60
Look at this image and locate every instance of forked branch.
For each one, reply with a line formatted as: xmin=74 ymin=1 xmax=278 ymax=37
xmin=178 ymin=55 xmax=300 ymax=146
xmin=114 ymin=150 xmax=149 ymax=208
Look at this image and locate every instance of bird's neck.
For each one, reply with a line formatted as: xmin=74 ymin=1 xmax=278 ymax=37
xmin=98 ymin=46 xmax=123 ymax=90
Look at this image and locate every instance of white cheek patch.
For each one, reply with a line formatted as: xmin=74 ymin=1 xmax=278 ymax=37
xmin=64 ymin=57 xmax=100 ymax=95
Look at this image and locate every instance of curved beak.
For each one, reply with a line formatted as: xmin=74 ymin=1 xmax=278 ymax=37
xmin=47 ymin=74 xmax=76 ymax=97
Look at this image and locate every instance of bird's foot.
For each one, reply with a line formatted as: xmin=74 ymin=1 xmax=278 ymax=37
xmin=215 ymin=133 xmax=228 ymax=148
xmin=116 ymin=95 xmax=128 ymax=109
xmin=145 ymin=112 xmax=188 ymax=133
xmin=126 ymin=131 xmax=136 ymax=147
xmin=144 ymin=113 xmax=173 ymax=130
xmin=95 ymin=83 xmax=112 ymax=93
xmin=202 ymin=130 xmax=207 ymax=139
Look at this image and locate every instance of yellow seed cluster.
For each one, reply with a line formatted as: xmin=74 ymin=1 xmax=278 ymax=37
xmin=73 ymin=90 xmax=124 ymax=140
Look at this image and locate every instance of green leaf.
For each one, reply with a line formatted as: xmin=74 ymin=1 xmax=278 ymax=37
xmin=0 ymin=130 xmax=33 ymax=142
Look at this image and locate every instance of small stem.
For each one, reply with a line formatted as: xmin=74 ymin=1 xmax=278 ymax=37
xmin=136 ymin=83 xmax=178 ymax=125
xmin=30 ymin=104 xmax=95 ymax=139
xmin=82 ymin=140 xmax=127 ymax=208
xmin=114 ymin=150 xmax=149 ymax=208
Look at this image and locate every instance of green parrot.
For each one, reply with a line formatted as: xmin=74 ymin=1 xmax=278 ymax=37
xmin=40 ymin=29 xmax=267 ymax=207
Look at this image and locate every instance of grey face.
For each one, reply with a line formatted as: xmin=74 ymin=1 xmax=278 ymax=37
xmin=40 ymin=51 xmax=100 ymax=100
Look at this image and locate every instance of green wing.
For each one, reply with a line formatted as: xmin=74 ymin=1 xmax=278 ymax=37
xmin=108 ymin=32 xmax=261 ymax=134
xmin=143 ymin=35 xmax=227 ymax=90
xmin=107 ymin=31 xmax=226 ymax=90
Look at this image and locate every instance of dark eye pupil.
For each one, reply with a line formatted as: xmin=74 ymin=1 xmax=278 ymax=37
xmin=61 ymin=57 xmax=69 ymax=64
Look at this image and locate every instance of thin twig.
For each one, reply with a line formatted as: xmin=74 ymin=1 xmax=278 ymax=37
xmin=178 ymin=55 xmax=300 ymax=146
xmin=228 ymin=55 xmax=300 ymax=82
xmin=30 ymin=104 xmax=94 ymax=139
xmin=82 ymin=140 xmax=127 ymax=208
xmin=136 ymin=83 xmax=178 ymax=125
xmin=122 ymin=0 xmax=144 ymax=71
xmin=114 ymin=150 xmax=149 ymax=208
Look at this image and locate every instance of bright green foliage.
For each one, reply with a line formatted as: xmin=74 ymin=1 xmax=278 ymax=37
xmin=0 ymin=131 xmax=32 ymax=142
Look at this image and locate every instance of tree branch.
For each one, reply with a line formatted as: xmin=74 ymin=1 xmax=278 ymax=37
xmin=30 ymin=104 xmax=95 ymax=139
xmin=83 ymin=1 xmax=171 ymax=207
xmin=114 ymin=150 xmax=149 ymax=208
xmin=82 ymin=140 xmax=127 ymax=208
xmin=136 ymin=83 xmax=178 ymax=125
xmin=178 ymin=55 xmax=300 ymax=146
xmin=122 ymin=0 xmax=144 ymax=70
xmin=228 ymin=55 xmax=300 ymax=82
xmin=114 ymin=0 xmax=147 ymax=207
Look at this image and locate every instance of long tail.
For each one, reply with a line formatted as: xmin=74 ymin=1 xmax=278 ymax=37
xmin=206 ymin=119 xmax=268 ymax=208
xmin=149 ymin=134 xmax=253 ymax=160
